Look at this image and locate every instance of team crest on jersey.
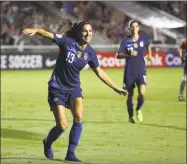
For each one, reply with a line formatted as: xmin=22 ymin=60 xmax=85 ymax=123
xmin=84 ymin=52 xmax=88 ymax=60
xmin=77 ymin=51 xmax=82 ymax=58
xmin=134 ymin=43 xmax=138 ymax=48
xmin=140 ymin=41 xmax=144 ymax=47
xmin=56 ymin=34 xmax=63 ymax=38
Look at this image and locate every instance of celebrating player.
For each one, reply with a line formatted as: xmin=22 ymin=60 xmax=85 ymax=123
xmin=116 ymin=20 xmax=152 ymax=123
xmin=178 ymin=39 xmax=187 ymax=101
xmin=22 ymin=19 xmax=127 ymax=162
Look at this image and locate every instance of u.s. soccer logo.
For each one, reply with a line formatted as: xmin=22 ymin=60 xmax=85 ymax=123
xmin=77 ymin=51 xmax=82 ymax=58
xmin=84 ymin=53 xmax=88 ymax=60
xmin=134 ymin=43 xmax=138 ymax=48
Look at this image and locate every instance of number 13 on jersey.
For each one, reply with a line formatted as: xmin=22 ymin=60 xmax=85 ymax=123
xmin=66 ymin=52 xmax=75 ymax=63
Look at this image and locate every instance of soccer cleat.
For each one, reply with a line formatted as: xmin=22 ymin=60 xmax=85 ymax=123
xmin=136 ymin=110 xmax=143 ymax=122
xmin=43 ymin=139 xmax=54 ymax=159
xmin=178 ymin=95 xmax=185 ymax=101
xmin=65 ymin=153 xmax=82 ymax=162
xmin=129 ymin=117 xmax=137 ymax=123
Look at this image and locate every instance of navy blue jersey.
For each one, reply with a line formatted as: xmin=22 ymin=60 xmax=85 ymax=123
xmin=118 ymin=34 xmax=150 ymax=75
xmin=48 ymin=34 xmax=99 ymax=91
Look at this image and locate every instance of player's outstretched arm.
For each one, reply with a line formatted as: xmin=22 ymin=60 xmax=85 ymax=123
xmin=92 ymin=67 xmax=128 ymax=96
xmin=22 ymin=28 xmax=54 ymax=39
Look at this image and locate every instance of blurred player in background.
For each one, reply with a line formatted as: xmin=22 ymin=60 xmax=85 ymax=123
xmin=116 ymin=20 xmax=152 ymax=123
xmin=23 ymin=19 xmax=127 ymax=162
xmin=178 ymin=39 xmax=187 ymax=101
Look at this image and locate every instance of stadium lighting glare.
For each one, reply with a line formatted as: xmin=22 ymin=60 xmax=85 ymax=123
xmin=146 ymin=16 xmax=186 ymax=29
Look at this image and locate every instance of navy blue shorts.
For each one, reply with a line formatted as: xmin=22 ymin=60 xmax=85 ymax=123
xmin=123 ymin=73 xmax=147 ymax=89
xmin=48 ymin=86 xmax=83 ymax=110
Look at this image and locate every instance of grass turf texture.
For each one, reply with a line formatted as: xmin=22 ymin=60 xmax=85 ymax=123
xmin=1 ymin=68 xmax=186 ymax=164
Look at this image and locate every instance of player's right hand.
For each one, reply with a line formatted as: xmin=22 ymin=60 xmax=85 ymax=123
xmin=114 ymin=88 xmax=128 ymax=96
xmin=22 ymin=28 xmax=38 ymax=36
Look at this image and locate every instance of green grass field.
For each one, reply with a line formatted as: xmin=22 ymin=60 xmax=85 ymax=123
xmin=1 ymin=68 xmax=186 ymax=164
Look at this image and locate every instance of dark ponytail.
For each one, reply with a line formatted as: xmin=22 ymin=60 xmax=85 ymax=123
xmin=57 ymin=18 xmax=74 ymax=35
xmin=57 ymin=18 xmax=90 ymax=40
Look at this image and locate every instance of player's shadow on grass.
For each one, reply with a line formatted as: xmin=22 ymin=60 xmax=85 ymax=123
xmin=1 ymin=157 xmax=69 ymax=164
xmin=1 ymin=157 xmax=126 ymax=164
xmin=2 ymin=117 xmax=53 ymax=122
xmin=53 ymin=159 xmax=100 ymax=164
xmin=1 ymin=157 xmax=47 ymax=161
xmin=139 ymin=123 xmax=186 ymax=131
xmin=1 ymin=128 xmax=43 ymax=140
xmin=2 ymin=117 xmax=186 ymax=131
xmin=84 ymin=121 xmax=186 ymax=131
xmin=46 ymin=158 xmax=128 ymax=164
xmin=86 ymin=121 xmax=186 ymax=131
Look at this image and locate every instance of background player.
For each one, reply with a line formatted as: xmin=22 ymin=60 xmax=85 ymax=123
xmin=22 ymin=19 xmax=127 ymax=162
xmin=178 ymin=39 xmax=187 ymax=101
xmin=116 ymin=20 xmax=152 ymax=123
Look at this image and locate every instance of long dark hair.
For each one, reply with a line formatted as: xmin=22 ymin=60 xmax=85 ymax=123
xmin=57 ymin=18 xmax=90 ymax=41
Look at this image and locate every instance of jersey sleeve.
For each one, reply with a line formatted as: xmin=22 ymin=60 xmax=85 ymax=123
xmin=52 ymin=33 xmax=65 ymax=46
xmin=118 ymin=38 xmax=127 ymax=53
xmin=88 ymin=50 xmax=99 ymax=69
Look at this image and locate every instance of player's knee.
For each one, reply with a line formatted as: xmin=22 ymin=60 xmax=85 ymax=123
xmin=139 ymin=88 xmax=146 ymax=97
xmin=57 ymin=121 xmax=68 ymax=131
xmin=138 ymin=92 xmax=145 ymax=98
xmin=73 ymin=115 xmax=83 ymax=123
xmin=140 ymin=91 xmax=145 ymax=97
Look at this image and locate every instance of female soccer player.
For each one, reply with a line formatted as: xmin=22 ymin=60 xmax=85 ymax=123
xmin=116 ymin=20 xmax=152 ymax=123
xmin=22 ymin=19 xmax=127 ymax=162
xmin=178 ymin=39 xmax=187 ymax=101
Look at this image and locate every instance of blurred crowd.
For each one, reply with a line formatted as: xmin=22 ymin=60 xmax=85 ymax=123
xmin=1 ymin=1 xmax=59 ymax=45
xmin=1 ymin=1 xmax=185 ymax=45
xmin=141 ymin=1 xmax=186 ymax=21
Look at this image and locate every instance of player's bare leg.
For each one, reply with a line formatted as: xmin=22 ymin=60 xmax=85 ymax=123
xmin=178 ymin=75 xmax=186 ymax=101
xmin=43 ymin=105 xmax=67 ymax=159
xmin=65 ymin=97 xmax=83 ymax=162
xmin=136 ymin=84 xmax=146 ymax=122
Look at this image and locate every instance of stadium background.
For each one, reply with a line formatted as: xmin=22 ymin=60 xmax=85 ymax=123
xmin=1 ymin=1 xmax=187 ymax=70
xmin=1 ymin=1 xmax=186 ymax=164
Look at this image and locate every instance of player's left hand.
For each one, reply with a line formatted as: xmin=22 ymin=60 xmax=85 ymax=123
xmin=22 ymin=28 xmax=38 ymax=36
xmin=145 ymin=55 xmax=152 ymax=62
xmin=114 ymin=88 xmax=128 ymax=96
